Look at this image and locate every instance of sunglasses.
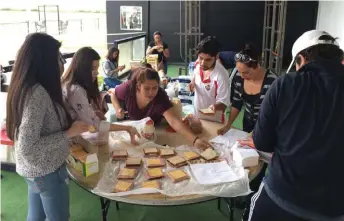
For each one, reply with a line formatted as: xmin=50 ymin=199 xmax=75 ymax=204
xmin=234 ymin=53 xmax=256 ymax=63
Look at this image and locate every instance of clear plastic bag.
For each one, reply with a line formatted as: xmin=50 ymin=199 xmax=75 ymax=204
xmin=93 ymin=143 xmax=251 ymax=198
xmin=109 ymin=117 xmax=157 ymax=146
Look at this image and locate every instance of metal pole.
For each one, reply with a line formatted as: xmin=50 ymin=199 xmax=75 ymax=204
xmin=27 ymin=21 xmax=30 ymax=34
xmin=268 ymin=2 xmax=277 ymax=70
xmin=198 ymin=1 xmax=201 ymax=44
xmin=276 ymin=1 xmax=283 ymax=73
xmin=44 ymin=5 xmax=47 ymax=33
xmin=57 ymin=5 xmax=60 ymax=35
xmin=179 ymin=0 xmax=185 ymax=62
xmin=262 ymin=1 xmax=268 ymax=67
xmin=38 ymin=6 xmax=41 ymax=21
xmin=194 ymin=1 xmax=197 ymax=60
xmin=188 ymin=0 xmax=192 ymax=63
xmin=184 ymin=1 xmax=188 ymax=74
xmin=265 ymin=1 xmax=271 ymax=68
xmin=278 ymin=1 xmax=287 ymax=74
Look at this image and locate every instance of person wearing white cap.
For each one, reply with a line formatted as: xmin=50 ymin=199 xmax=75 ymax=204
xmin=246 ymin=30 xmax=344 ymax=221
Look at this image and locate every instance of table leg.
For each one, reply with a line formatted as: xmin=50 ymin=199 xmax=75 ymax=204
xmin=217 ymin=198 xmax=221 ymax=210
xmin=100 ymin=197 xmax=111 ymax=221
xmin=116 ymin=201 xmax=119 ymax=211
xmin=219 ymin=198 xmax=235 ymax=221
xmin=224 ymin=198 xmax=235 ymax=221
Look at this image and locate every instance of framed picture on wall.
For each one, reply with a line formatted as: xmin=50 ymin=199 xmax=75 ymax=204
xmin=120 ymin=6 xmax=143 ymax=31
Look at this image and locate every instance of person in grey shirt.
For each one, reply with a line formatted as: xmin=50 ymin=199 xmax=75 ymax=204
xmin=6 ymin=33 xmax=89 ymax=221
xmin=102 ymin=46 xmax=125 ymax=88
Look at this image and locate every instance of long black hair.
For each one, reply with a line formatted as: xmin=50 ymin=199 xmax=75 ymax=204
xmin=106 ymin=46 xmax=119 ymax=65
xmin=6 ymin=33 xmax=71 ymax=140
xmin=62 ymin=47 xmax=102 ymax=109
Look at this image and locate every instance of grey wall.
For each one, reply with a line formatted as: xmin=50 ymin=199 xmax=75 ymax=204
xmin=106 ymin=1 xmax=319 ymax=67
xmin=147 ymin=1 xmax=265 ymax=63
xmin=284 ymin=1 xmax=319 ymax=67
xmin=106 ymin=1 xmax=149 ymax=46
xmin=148 ymin=1 xmax=184 ymax=63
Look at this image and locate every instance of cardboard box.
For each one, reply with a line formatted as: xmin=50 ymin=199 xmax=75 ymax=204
xmin=67 ymin=136 xmax=99 ymax=177
xmin=146 ymin=54 xmax=159 ymax=71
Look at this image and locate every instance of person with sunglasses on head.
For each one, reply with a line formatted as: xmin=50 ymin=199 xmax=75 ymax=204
xmin=189 ymin=36 xmax=231 ymax=123
xmin=146 ymin=31 xmax=170 ymax=74
xmin=217 ymin=44 xmax=277 ymax=135
xmin=6 ymin=33 xmax=89 ymax=221
xmin=62 ymin=47 xmax=140 ymax=145
xmin=216 ymin=44 xmax=277 ymax=221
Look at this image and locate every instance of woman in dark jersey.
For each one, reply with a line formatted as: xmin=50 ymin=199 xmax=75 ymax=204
xmin=109 ymin=67 xmax=211 ymax=150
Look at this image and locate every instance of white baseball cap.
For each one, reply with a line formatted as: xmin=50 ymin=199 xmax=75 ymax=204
xmin=286 ymin=30 xmax=339 ymax=73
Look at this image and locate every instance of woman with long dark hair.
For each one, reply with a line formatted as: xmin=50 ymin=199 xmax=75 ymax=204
xmin=102 ymin=46 xmax=125 ymax=88
xmin=109 ymin=67 xmax=211 ymax=150
xmin=6 ymin=33 xmax=89 ymax=221
xmin=62 ymin=47 xmax=140 ymax=144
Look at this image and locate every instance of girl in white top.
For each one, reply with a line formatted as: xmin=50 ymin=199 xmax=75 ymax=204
xmin=191 ymin=36 xmax=230 ymax=123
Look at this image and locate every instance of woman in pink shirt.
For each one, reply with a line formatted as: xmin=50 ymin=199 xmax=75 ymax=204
xmin=109 ymin=67 xmax=211 ymax=150
xmin=62 ymin=47 xmax=140 ymax=144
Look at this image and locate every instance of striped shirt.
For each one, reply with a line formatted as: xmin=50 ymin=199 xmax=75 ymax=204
xmin=230 ymin=68 xmax=277 ymax=126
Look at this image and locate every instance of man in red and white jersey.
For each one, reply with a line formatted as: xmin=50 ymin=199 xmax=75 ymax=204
xmin=190 ymin=36 xmax=230 ymax=123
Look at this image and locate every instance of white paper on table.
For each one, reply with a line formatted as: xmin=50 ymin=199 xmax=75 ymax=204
xmin=190 ymin=161 xmax=241 ymax=185
xmin=210 ymin=128 xmax=249 ymax=149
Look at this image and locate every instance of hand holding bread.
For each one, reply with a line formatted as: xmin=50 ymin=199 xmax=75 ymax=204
xmin=66 ymin=121 xmax=89 ymax=138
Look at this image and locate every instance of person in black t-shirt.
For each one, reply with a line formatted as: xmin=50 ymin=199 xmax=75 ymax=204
xmin=146 ymin=31 xmax=170 ymax=74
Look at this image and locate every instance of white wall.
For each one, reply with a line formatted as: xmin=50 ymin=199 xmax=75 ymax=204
xmin=317 ymin=1 xmax=344 ymax=49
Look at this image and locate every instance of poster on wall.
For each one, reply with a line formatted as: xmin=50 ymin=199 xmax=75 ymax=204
xmin=120 ymin=6 xmax=143 ymax=31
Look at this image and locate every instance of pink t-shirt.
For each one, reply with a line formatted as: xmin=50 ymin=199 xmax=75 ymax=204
xmin=115 ymin=81 xmax=173 ymax=124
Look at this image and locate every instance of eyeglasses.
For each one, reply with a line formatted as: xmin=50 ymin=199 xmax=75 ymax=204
xmin=234 ymin=53 xmax=256 ymax=63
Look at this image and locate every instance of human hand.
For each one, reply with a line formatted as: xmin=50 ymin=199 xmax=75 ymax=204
xmin=194 ymin=138 xmax=212 ymax=150
xmin=126 ymin=126 xmax=141 ymax=145
xmin=66 ymin=121 xmax=89 ymax=138
xmin=209 ymin=104 xmax=216 ymax=112
xmin=217 ymin=124 xmax=231 ymax=135
xmin=118 ymin=65 xmax=125 ymax=71
xmin=107 ymin=88 xmax=115 ymax=95
xmin=238 ymin=137 xmax=255 ymax=148
xmin=95 ymin=111 xmax=106 ymax=120
xmin=189 ymin=82 xmax=195 ymax=92
xmin=116 ymin=108 xmax=127 ymax=119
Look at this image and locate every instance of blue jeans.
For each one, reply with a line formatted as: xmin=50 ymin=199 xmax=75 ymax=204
xmin=104 ymin=77 xmax=122 ymax=89
xmin=25 ymin=164 xmax=69 ymax=221
xmin=163 ymin=62 xmax=168 ymax=75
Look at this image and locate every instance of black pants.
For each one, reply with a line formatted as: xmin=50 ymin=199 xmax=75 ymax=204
xmin=242 ymin=117 xmax=268 ymax=221
xmin=242 ymin=163 xmax=268 ymax=220
xmin=249 ymin=185 xmax=308 ymax=221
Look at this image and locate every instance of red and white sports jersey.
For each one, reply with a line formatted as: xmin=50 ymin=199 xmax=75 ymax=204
xmin=193 ymin=60 xmax=230 ymax=123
